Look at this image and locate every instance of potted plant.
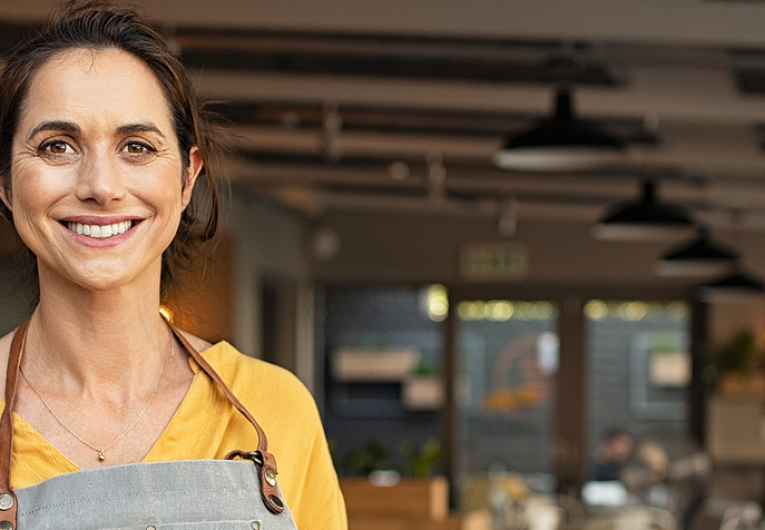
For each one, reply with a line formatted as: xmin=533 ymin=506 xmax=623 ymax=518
xmin=708 ymin=330 xmax=765 ymax=395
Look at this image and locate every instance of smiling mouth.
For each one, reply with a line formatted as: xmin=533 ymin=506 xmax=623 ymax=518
xmin=66 ymin=220 xmax=134 ymax=239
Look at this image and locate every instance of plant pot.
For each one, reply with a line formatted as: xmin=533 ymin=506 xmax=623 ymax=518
xmin=717 ymin=371 xmax=765 ymax=396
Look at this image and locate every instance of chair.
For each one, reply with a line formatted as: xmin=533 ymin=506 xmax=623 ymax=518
xmin=340 ymin=476 xmax=462 ymax=530
xmin=605 ymin=506 xmax=677 ymax=530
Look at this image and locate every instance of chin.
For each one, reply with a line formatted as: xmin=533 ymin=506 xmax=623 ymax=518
xmin=40 ymin=260 xmax=158 ymax=296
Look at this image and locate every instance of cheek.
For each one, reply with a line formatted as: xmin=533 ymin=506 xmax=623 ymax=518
xmin=9 ymin=166 xmax=45 ymax=217
xmin=125 ymin=163 xmax=185 ymax=216
xmin=11 ymin=164 xmax=67 ymax=214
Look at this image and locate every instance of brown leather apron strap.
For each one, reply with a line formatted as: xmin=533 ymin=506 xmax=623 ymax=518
xmin=0 ymin=318 xmax=29 ymax=528
xmin=0 ymin=316 xmax=284 ymax=530
xmin=165 ymin=322 xmax=284 ymax=514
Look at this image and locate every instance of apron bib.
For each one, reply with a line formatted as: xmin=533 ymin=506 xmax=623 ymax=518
xmin=0 ymin=317 xmax=299 ymax=530
xmin=13 ymin=460 xmax=296 ymax=530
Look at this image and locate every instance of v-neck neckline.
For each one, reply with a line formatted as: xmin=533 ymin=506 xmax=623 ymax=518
xmin=3 ymin=348 xmax=210 ymax=474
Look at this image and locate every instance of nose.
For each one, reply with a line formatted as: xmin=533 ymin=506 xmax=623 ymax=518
xmin=74 ymin=149 xmax=127 ymax=205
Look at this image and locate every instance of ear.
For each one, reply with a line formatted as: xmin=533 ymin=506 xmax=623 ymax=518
xmin=181 ymin=147 xmax=204 ymax=210
xmin=0 ymin=179 xmax=11 ymax=213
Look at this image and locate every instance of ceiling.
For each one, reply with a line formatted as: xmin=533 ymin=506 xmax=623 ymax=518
xmin=5 ymin=0 xmax=765 ymax=235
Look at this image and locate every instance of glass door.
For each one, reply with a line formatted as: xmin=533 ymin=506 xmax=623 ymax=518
xmin=456 ymin=299 xmax=559 ymax=509
xmin=585 ymin=299 xmax=691 ymax=505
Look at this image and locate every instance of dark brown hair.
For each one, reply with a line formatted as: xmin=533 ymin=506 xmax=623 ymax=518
xmin=0 ymin=0 xmax=220 ymax=300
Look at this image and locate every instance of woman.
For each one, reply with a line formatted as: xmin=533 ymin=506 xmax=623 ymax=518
xmin=0 ymin=2 xmax=347 ymax=528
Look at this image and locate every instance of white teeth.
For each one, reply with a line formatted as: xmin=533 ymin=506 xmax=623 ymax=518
xmin=67 ymin=220 xmax=133 ymax=239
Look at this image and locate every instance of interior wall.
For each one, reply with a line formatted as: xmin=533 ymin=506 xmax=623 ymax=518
xmin=709 ymin=300 xmax=765 ymax=349
xmin=0 ymin=219 xmax=32 ymax=336
xmin=222 ymin=191 xmax=314 ymax=387
xmin=0 ymin=259 xmax=33 ymax=337
xmin=312 ymin=210 xmax=765 ymax=290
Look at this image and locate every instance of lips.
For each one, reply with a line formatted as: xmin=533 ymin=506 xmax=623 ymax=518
xmin=66 ymin=220 xmax=134 ymax=238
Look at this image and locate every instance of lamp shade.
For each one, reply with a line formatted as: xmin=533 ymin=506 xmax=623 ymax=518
xmin=492 ymin=88 xmax=626 ymax=172
xmin=654 ymin=229 xmax=738 ymax=277
xmin=697 ymin=270 xmax=765 ymax=303
xmin=592 ymin=181 xmax=695 ymax=241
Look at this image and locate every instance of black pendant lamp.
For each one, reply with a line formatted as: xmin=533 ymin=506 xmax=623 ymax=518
xmin=492 ymin=87 xmax=626 ymax=172
xmin=654 ymin=228 xmax=738 ymax=277
xmin=697 ymin=269 xmax=765 ymax=303
xmin=592 ymin=180 xmax=695 ymax=241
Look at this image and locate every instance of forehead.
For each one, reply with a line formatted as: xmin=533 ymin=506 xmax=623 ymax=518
xmin=19 ymin=47 xmax=174 ymax=136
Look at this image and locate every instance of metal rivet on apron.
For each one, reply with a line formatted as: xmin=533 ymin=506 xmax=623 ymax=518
xmin=0 ymin=494 xmax=13 ymax=511
xmin=252 ymin=522 xmax=262 ymax=530
xmin=269 ymin=494 xmax=284 ymax=510
xmin=146 ymin=526 xmax=157 ymax=530
xmin=264 ymin=468 xmax=277 ymax=487
xmin=0 ymin=520 xmax=12 ymax=530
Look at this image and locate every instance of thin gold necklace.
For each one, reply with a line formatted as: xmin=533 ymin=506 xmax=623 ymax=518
xmin=19 ymin=340 xmax=176 ymax=462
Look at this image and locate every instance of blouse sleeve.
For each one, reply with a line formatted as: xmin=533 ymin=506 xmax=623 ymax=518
xmin=264 ymin=369 xmax=348 ymax=530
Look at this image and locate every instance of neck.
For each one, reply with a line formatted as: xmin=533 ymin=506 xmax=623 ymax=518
xmin=27 ymin=263 xmax=174 ymax=393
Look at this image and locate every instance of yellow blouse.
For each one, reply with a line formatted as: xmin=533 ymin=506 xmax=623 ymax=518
xmin=4 ymin=341 xmax=347 ymax=530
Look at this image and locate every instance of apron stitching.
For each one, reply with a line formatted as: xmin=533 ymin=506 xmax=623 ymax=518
xmin=19 ymin=487 xmax=254 ymax=515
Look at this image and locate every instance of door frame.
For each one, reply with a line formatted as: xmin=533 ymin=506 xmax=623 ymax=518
xmin=442 ymin=283 xmax=696 ymax=503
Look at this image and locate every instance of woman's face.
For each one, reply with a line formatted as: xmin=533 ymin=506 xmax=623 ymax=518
xmin=1 ymin=47 xmax=202 ymax=294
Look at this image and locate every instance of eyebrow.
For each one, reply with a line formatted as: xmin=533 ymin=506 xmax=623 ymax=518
xmin=27 ymin=121 xmax=80 ymax=141
xmin=26 ymin=121 xmax=167 ymax=141
xmin=116 ymin=123 xmax=167 ymax=139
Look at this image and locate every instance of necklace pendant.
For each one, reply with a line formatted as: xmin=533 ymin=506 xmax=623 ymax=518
xmin=20 ymin=340 xmax=176 ymax=466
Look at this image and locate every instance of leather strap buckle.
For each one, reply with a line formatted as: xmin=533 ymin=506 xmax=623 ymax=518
xmin=226 ymin=449 xmax=285 ymax=515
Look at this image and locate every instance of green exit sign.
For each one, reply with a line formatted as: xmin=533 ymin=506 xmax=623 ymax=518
xmin=459 ymin=242 xmax=528 ymax=281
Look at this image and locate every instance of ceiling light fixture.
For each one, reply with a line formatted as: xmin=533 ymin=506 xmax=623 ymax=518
xmin=492 ymin=86 xmax=626 ymax=172
xmin=697 ymin=269 xmax=765 ymax=303
xmin=654 ymin=228 xmax=738 ymax=277
xmin=592 ymin=180 xmax=695 ymax=241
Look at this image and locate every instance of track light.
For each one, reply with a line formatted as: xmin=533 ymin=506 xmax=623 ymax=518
xmin=697 ymin=269 xmax=765 ymax=303
xmin=654 ymin=228 xmax=738 ymax=277
xmin=592 ymin=181 xmax=695 ymax=241
xmin=493 ymin=87 xmax=625 ymax=172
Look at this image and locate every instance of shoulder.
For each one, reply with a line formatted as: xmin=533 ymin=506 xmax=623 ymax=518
xmin=199 ymin=342 xmax=317 ymax=415
xmin=198 ymin=343 xmax=346 ymax=530
xmin=197 ymin=342 xmax=326 ymax=468
xmin=200 ymin=341 xmax=304 ymax=386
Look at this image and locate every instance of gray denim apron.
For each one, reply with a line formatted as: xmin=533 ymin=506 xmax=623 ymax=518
xmin=0 ymin=318 xmax=300 ymax=530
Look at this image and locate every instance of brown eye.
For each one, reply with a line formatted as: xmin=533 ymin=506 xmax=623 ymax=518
xmin=125 ymin=142 xmax=153 ymax=155
xmin=47 ymin=141 xmax=70 ymax=154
